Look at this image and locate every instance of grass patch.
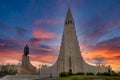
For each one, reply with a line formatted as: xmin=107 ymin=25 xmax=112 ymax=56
xmin=54 ymin=75 xmax=120 ymax=80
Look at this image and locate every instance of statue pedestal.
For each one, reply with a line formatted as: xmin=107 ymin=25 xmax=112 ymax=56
xmin=17 ymin=55 xmax=37 ymax=75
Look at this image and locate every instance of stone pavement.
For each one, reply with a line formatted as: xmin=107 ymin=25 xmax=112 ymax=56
xmin=0 ymin=75 xmax=54 ymax=80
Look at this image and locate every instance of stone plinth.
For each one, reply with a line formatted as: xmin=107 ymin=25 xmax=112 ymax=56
xmin=17 ymin=55 xmax=37 ymax=75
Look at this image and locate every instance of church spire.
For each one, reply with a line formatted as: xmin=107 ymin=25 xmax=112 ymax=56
xmin=65 ymin=8 xmax=74 ymax=25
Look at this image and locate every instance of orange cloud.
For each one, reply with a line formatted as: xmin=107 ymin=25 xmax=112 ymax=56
xmin=82 ymin=49 xmax=120 ymax=72
xmin=36 ymin=47 xmax=53 ymax=52
xmin=28 ymin=53 xmax=56 ymax=68
xmin=81 ymin=38 xmax=120 ymax=72
xmin=30 ymin=53 xmax=56 ymax=63
xmin=0 ymin=50 xmax=22 ymax=65
xmin=32 ymin=28 xmax=57 ymax=39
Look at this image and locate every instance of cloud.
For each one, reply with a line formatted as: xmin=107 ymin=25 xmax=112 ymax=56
xmin=30 ymin=54 xmax=56 ymax=64
xmin=79 ymin=8 xmax=120 ymax=46
xmin=94 ymin=37 xmax=120 ymax=53
xmin=29 ymin=44 xmax=56 ymax=67
xmin=0 ymin=50 xmax=21 ymax=65
xmin=88 ymin=36 xmax=120 ymax=57
xmin=0 ymin=22 xmax=28 ymax=39
xmin=35 ymin=17 xmax=63 ymax=25
xmin=0 ymin=43 xmax=5 ymax=47
xmin=82 ymin=37 xmax=120 ymax=72
xmin=0 ymin=22 xmax=15 ymax=38
xmin=39 ymin=44 xmax=51 ymax=49
xmin=30 ymin=46 xmax=54 ymax=55
xmin=92 ymin=57 xmax=106 ymax=64
xmin=0 ymin=22 xmax=13 ymax=31
xmin=39 ymin=44 xmax=53 ymax=52
xmin=0 ymin=38 xmax=21 ymax=51
xmin=30 ymin=54 xmax=56 ymax=68
xmin=32 ymin=27 xmax=57 ymax=39
xmin=16 ymin=27 xmax=27 ymax=36
xmin=114 ymin=56 xmax=120 ymax=59
xmin=28 ymin=37 xmax=42 ymax=47
xmin=28 ymin=37 xmax=54 ymax=53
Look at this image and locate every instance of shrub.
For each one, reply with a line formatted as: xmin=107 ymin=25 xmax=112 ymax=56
xmin=0 ymin=65 xmax=18 ymax=75
xmin=59 ymin=72 xmax=69 ymax=77
xmin=97 ymin=72 xmax=111 ymax=76
xmin=110 ymin=71 xmax=118 ymax=76
xmin=118 ymin=72 xmax=120 ymax=77
xmin=86 ymin=72 xmax=94 ymax=75
xmin=111 ymin=73 xmax=118 ymax=76
xmin=75 ymin=72 xmax=85 ymax=75
xmin=8 ymin=69 xmax=18 ymax=75
xmin=97 ymin=72 xmax=102 ymax=75
xmin=68 ymin=72 xmax=74 ymax=75
xmin=103 ymin=72 xmax=111 ymax=76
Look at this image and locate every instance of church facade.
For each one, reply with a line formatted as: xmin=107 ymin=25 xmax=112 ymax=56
xmin=40 ymin=9 xmax=111 ymax=75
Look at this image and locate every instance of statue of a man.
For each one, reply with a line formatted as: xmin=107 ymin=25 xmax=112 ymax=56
xmin=24 ymin=45 xmax=29 ymax=56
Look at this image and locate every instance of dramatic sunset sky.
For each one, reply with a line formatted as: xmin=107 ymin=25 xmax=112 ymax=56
xmin=0 ymin=0 xmax=120 ymax=72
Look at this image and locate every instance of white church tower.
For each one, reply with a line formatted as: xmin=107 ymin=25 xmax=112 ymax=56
xmin=40 ymin=9 xmax=112 ymax=75
xmin=56 ymin=8 xmax=85 ymax=73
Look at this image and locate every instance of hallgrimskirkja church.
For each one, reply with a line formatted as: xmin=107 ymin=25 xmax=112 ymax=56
xmin=39 ymin=9 xmax=112 ymax=75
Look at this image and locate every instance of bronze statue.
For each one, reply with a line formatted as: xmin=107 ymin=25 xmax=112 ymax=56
xmin=24 ymin=45 xmax=29 ymax=56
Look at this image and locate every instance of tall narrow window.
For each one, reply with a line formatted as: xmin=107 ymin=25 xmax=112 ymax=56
xmin=69 ymin=56 xmax=72 ymax=68
xmin=70 ymin=20 xmax=72 ymax=23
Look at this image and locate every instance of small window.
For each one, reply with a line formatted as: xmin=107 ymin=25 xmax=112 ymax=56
xmin=70 ymin=20 xmax=72 ymax=23
xmin=68 ymin=20 xmax=69 ymax=24
xmin=66 ymin=22 xmax=67 ymax=24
